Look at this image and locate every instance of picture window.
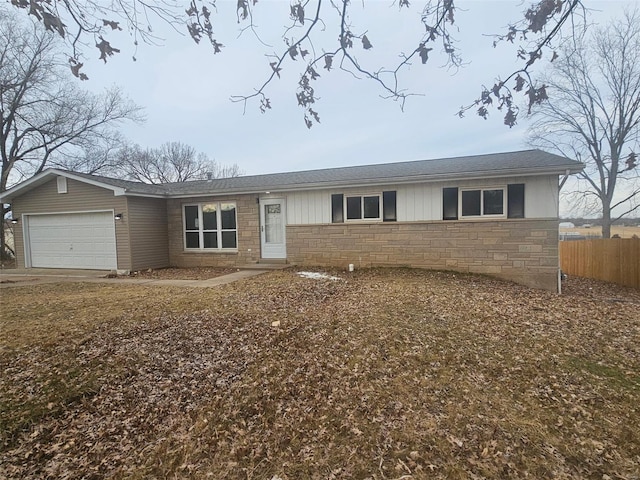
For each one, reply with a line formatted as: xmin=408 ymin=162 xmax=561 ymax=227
xmin=183 ymin=202 xmax=237 ymax=250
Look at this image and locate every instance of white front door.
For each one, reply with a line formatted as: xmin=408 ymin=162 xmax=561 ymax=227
xmin=259 ymin=198 xmax=286 ymax=259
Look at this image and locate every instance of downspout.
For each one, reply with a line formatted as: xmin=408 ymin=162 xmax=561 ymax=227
xmin=557 ymin=169 xmax=571 ymax=294
xmin=559 ymin=169 xmax=571 ymax=191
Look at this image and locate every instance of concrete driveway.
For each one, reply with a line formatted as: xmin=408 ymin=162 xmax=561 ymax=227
xmin=0 ymin=268 xmax=271 ymax=288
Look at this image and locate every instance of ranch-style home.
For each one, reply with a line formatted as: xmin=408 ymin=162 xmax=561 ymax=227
xmin=1 ymin=149 xmax=583 ymax=291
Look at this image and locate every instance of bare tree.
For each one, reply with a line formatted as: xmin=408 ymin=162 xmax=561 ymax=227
xmin=118 ymin=141 xmax=243 ymax=184
xmin=9 ymin=0 xmax=587 ymax=127
xmin=529 ymin=10 xmax=640 ymax=238
xmin=0 ymin=8 xmax=143 ymax=259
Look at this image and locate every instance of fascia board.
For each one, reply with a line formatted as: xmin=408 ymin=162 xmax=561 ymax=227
xmin=1 ymin=170 xmax=58 ymax=202
xmin=122 ymin=192 xmax=167 ymax=199
xmin=2 ymin=163 xmax=584 ymax=203
xmin=0 ymin=169 xmax=126 ymax=202
xmin=165 ymin=165 xmax=585 ymax=198
xmin=57 ymin=171 xmax=127 ymax=196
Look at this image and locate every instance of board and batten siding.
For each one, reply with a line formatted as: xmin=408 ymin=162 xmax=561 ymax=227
xmin=286 ymin=190 xmax=331 ymax=225
xmin=10 ymin=177 xmax=131 ymax=270
xmin=126 ymin=196 xmax=169 ymax=270
xmin=286 ymin=175 xmax=559 ymax=225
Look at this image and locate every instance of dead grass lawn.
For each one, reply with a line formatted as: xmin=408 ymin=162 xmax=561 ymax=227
xmin=128 ymin=266 xmax=237 ymax=280
xmin=1 ymin=269 xmax=639 ymax=479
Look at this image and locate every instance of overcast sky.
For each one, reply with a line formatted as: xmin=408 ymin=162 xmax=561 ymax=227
xmin=70 ymin=0 xmax=632 ymax=182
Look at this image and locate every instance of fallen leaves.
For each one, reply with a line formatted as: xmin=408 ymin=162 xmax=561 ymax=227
xmin=1 ymin=269 xmax=639 ymax=479
xmin=127 ymin=266 xmax=236 ymax=280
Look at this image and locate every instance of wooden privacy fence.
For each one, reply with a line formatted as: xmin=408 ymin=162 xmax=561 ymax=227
xmin=559 ymin=238 xmax=640 ymax=289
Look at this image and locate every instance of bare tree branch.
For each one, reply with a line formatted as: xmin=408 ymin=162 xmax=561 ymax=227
xmin=117 ymin=141 xmax=243 ymax=183
xmin=10 ymin=0 xmax=589 ymax=128
xmin=0 ymin=8 xmax=143 ymax=258
xmin=529 ymin=9 xmax=640 ymax=238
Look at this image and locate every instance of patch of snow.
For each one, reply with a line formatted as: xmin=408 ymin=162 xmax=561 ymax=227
xmin=297 ymin=271 xmax=341 ymax=281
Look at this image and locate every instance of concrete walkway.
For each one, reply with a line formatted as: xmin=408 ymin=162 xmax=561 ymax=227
xmin=0 ymin=268 xmax=275 ymax=288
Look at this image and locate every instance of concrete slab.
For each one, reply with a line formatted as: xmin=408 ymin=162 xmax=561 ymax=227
xmin=0 ymin=268 xmax=110 ymax=278
xmin=196 ymin=269 xmax=269 ymax=286
xmin=0 ymin=268 xmax=111 ymax=287
xmin=0 ymin=268 xmax=271 ymax=288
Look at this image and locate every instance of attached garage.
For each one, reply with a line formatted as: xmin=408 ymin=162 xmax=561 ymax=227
xmin=3 ymin=171 xmax=169 ymax=272
xmin=25 ymin=212 xmax=117 ymax=269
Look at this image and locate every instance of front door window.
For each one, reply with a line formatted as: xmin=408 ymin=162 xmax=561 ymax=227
xmin=260 ymin=198 xmax=286 ymax=259
xmin=265 ymin=204 xmax=283 ymax=244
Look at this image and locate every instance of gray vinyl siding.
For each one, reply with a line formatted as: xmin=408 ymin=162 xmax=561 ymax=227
xmin=11 ymin=178 xmax=131 ymax=270
xmin=127 ymin=196 xmax=169 ymax=270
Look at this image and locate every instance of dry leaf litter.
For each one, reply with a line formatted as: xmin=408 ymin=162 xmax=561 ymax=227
xmin=1 ymin=269 xmax=638 ymax=479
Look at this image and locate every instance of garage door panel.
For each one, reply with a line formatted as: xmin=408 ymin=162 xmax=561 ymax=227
xmin=28 ymin=212 xmax=117 ymax=270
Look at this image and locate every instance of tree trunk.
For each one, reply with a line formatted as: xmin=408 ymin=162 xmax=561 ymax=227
xmin=601 ymin=202 xmax=612 ymax=239
xmin=0 ymin=219 xmax=7 ymax=262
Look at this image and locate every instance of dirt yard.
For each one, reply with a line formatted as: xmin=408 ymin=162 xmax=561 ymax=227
xmin=128 ymin=266 xmax=238 ymax=280
xmin=1 ymin=269 xmax=639 ymax=479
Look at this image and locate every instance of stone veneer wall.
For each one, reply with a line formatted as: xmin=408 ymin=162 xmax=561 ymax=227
xmin=167 ymin=194 xmax=261 ymax=268
xmin=286 ymin=219 xmax=559 ymax=291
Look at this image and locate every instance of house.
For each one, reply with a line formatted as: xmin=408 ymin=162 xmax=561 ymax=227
xmin=0 ymin=149 xmax=583 ymax=291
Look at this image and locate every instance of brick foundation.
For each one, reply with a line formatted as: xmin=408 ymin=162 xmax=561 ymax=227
xmin=286 ymin=219 xmax=559 ymax=291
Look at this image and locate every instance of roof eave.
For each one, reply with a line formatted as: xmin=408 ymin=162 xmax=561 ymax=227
xmin=167 ymin=164 xmax=585 ymax=198
xmin=122 ymin=192 xmax=168 ymax=199
xmin=0 ymin=169 xmax=128 ymax=203
xmin=2 ymin=160 xmax=585 ymax=202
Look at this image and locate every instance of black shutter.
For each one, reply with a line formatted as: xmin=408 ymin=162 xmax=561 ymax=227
xmin=507 ymin=184 xmax=525 ymax=218
xmin=331 ymin=194 xmax=344 ymax=223
xmin=382 ymin=191 xmax=397 ymax=222
xmin=443 ymin=187 xmax=458 ymax=220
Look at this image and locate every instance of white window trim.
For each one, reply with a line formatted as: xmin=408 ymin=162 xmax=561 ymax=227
xmin=344 ymin=193 xmax=382 ymax=222
xmin=183 ymin=202 xmax=238 ymax=251
xmin=459 ymin=187 xmax=507 ymax=218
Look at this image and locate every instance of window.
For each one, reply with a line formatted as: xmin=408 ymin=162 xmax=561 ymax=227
xmin=183 ymin=202 xmax=237 ymax=250
xmin=460 ymin=188 xmax=505 ymax=217
xmin=331 ymin=191 xmax=397 ymax=222
xmin=346 ymin=196 xmax=365 ymax=219
xmin=443 ymin=187 xmax=458 ymax=220
xmin=507 ymin=184 xmax=525 ymax=218
xmin=331 ymin=194 xmax=344 ymax=223
xmin=461 ymin=190 xmax=482 ymax=216
xmin=444 ymin=185 xmax=522 ymax=220
xmin=382 ymin=191 xmax=397 ymax=222
xmin=483 ymin=189 xmax=504 ymax=215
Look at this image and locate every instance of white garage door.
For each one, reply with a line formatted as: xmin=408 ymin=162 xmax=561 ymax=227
xmin=27 ymin=212 xmax=117 ymax=269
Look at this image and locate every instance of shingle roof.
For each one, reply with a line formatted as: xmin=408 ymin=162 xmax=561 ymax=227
xmin=0 ymin=149 xmax=584 ymax=202
xmin=160 ymin=149 xmax=583 ymax=196
xmin=67 ymin=171 xmax=166 ymax=195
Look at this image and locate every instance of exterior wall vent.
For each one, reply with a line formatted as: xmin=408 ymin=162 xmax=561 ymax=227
xmin=57 ymin=176 xmax=68 ymax=194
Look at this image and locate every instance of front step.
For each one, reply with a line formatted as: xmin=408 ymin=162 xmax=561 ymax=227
xmin=258 ymin=258 xmax=288 ymax=265
xmin=239 ymin=262 xmax=291 ymax=270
